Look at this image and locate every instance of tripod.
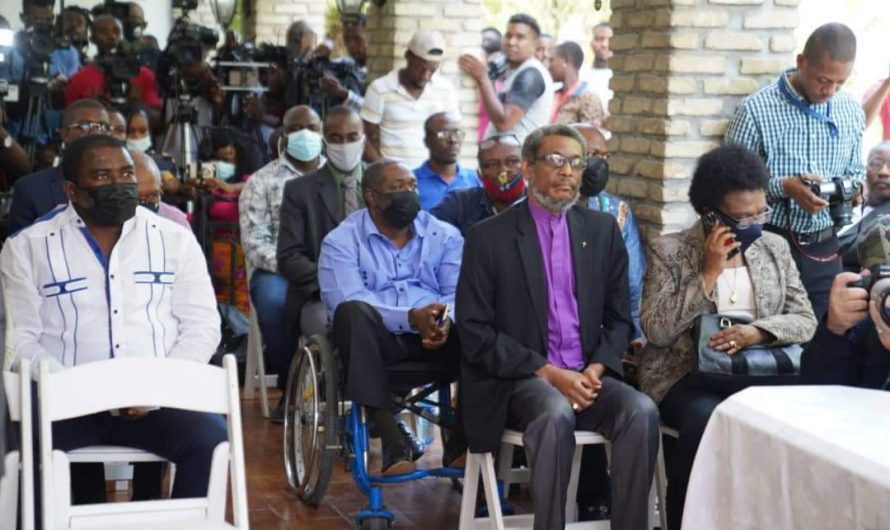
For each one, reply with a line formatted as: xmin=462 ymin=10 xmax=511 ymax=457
xmin=19 ymin=76 xmax=52 ymax=172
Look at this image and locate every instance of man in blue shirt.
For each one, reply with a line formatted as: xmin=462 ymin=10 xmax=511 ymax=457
xmin=413 ymin=112 xmax=479 ymax=210
xmin=724 ymin=23 xmax=866 ymax=319
xmin=318 ymin=158 xmax=466 ymax=476
xmin=1 ymin=0 xmax=82 ymax=141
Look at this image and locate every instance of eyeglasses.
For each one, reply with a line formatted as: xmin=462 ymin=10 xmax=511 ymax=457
xmin=374 ymin=181 xmax=417 ymax=194
xmin=479 ymin=133 xmax=521 ymax=151
xmin=868 ymin=157 xmax=890 ymax=172
xmin=588 ymin=150 xmax=609 ymax=160
xmin=480 ymin=156 xmax=522 ymax=171
xmin=534 ymin=152 xmax=586 ymax=171
xmin=433 ymin=129 xmax=466 ymax=142
xmin=66 ymin=121 xmax=110 ymax=133
xmin=720 ymin=206 xmax=773 ymax=229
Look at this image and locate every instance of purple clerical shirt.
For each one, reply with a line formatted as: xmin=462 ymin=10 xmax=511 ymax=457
xmin=528 ymin=200 xmax=585 ymax=370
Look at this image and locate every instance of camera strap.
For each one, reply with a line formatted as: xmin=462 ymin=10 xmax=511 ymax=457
xmin=782 ymin=197 xmax=841 ymax=263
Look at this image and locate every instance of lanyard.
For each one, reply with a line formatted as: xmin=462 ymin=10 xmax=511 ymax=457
xmin=778 ymin=74 xmax=839 ymax=139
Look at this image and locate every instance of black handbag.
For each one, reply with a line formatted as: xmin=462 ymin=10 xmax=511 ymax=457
xmin=691 ymin=313 xmax=802 ymax=393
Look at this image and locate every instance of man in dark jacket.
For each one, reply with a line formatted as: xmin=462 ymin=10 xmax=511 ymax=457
xmin=802 ymin=216 xmax=890 ymax=387
xmin=456 ymin=125 xmax=658 ymax=530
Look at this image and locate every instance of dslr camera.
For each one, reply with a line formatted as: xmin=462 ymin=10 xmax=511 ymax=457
xmin=806 ymin=177 xmax=857 ymax=227
xmin=95 ymin=44 xmax=142 ymax=104
xmin=847 ymin=264 xmax=890 ymax=325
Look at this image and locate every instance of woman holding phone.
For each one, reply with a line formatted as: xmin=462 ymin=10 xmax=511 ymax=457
xmin=638 ymin=145 xmax=817 ymax=529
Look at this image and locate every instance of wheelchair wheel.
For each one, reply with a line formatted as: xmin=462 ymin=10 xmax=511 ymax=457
xmin=283 ymin=334 xmax=341 ymax=505
xmin=360 ymin=516 xmax=391 ymax=530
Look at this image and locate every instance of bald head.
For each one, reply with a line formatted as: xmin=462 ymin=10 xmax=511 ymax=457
xmin=572 ymin=123 xmax=607 ymax=156
xmin=91 ymin=14 xmax=123 ymax=55
xmin=283 ymin=105 xmax=321 ymax=134
xmin=131 ymin=150 xmax=163 ymax=209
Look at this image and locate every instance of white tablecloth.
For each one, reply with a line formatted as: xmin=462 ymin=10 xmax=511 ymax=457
xmin=682 ymin=385 xmax=890 ymax=530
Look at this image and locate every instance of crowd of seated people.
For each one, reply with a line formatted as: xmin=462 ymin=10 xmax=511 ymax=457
xmin=5 ymin=5 xmax=890 ymax=530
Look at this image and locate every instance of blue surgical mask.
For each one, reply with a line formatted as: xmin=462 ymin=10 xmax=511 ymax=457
xmin=126 ymin=135 xmax=152 ymax=153
xmin=215 ymin=160 xmax=236 ymax=180
xmin=285 ymin=129 xmax=323 ymax=162
xmin=715 ymin=210 xmax=763 ymax=256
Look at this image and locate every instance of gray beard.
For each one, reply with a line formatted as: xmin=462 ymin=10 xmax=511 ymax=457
xmin=529 ymin=186 xmax=579 ymax=214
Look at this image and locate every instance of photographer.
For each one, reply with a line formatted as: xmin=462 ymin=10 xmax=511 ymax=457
xmin=64 ymin=14 xmax=161 ymax=109
xmin=60 ymin=6 xmax=90 ymax=64
xmin=800 ymin=217 xmax=890 ymax=388
xmin=724 ymin=23 xmax=866 ymax=319
xmin=317 ymin=15 xmax=368 ymax=111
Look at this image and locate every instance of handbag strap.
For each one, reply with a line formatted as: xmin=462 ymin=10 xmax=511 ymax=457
xmin=772 ymin=349 xmax=795 ymax=375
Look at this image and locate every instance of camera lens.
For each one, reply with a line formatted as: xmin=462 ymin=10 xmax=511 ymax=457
xmin=871 ymin=278 xmax=890 ymax=326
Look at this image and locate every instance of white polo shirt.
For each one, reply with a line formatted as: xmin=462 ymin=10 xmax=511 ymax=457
xmin=1 ymin=204 xmax=221 ymax=376
xmin=360 ymin=68 xmax=461 ymax=168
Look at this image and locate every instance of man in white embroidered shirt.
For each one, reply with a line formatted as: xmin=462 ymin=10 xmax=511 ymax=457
xmin=0 ymin=135 xmax=225 ymax=500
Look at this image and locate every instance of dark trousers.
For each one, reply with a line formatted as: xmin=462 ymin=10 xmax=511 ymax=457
xmin=332 ymin=300 xmax=462 ymax=410
xmin=658 ymin=376 xmax=728 ymax=530
xmin=765 ymin=226 xmax=840 ymax=320
xmin=506 ymin=376 xmax=659 ymax=530
xmin=52 ymin=409 xmax=228 ymax=499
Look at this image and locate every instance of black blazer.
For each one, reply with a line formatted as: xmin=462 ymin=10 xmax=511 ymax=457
xmin=456 ymin=201 xmax=632 ymax=452
xmin=8 ymin=167 xmax=67 ymax=234
xmin=276 ymin=165 xmax=346 ymax=319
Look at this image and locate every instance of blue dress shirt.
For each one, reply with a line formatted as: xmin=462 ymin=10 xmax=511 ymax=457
xmin=318 ymin=209 xmax=464 ymax=334
xmin=413 ymin=161 xmax=480 ymax=211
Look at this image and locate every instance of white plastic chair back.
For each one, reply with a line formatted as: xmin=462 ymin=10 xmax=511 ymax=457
xmin=37 ymin=355 xmax=248 ymax=530
xmin=1 ymin=359 xmax=34 ymax=530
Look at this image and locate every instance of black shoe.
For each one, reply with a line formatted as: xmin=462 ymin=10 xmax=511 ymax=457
xmin=381 ymin=440 xmax=416 ymax=476
xmin=396 ymin=419 xmax=426 ymax=461
xmin=270 ymin=396 xmax=285 ymax=424
xmin=577 ymin=501 xmax=610 ymax=522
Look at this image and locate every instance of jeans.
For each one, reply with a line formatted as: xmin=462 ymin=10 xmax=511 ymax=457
xmin=249 ymin=270 xmax=296 ymax=390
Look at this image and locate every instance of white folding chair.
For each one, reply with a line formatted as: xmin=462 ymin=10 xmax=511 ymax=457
xmin=66 ymin=446 xmax=174 ymax=498
xmin=242 ymin=264 xmax=275 ymax=418
xmin=653 ymin=425 xmax=679 ymax=530
xmin=1 ymin=359 xmax=34 ymax=530
xmin=37 ymin=355 xmax=249 ymax=530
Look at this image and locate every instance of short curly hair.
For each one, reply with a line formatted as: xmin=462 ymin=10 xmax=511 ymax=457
xmin=688 ymin=145 xmax=769 ymax=215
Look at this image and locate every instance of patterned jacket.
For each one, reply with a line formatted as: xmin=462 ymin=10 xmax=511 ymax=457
xmin=639 ymin=222 xmax=817 ymax=403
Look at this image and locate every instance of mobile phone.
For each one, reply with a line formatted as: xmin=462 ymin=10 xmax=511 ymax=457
xmin=437 ymin=304 xmax=450 ymax=327
xmin=703 ymin=211 xmax=740 ymax=260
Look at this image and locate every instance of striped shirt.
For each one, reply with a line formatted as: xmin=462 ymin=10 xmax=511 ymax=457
xmin=360 ymin=69 xmax=461 ymax=168
xmin=724 ymin=69 xmax=866 ymax=234
xmin=1 ymin=205 xmax=221 ymax=375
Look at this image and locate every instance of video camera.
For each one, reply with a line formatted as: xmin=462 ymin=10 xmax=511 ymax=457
xmin=806 ymin=177 xmax=858 ymax=227
xmin=847 ymin=264 xmax=890 ymax=325
xmin=156 ymin=16 xmax=219 ymax=99
xmin=96 ymin=43 xmax=141 ymax=103
xmin=12 ymin=22 xmax=69 ymax=84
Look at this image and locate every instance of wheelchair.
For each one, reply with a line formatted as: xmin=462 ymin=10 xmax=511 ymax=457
xmin=282 ymin=333 xmax=463 ymax=529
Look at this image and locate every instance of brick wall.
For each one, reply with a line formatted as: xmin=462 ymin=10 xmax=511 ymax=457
xmin=366 ymin=0 xmax=484 ymax=163
xmin=253 ymin=0 xmax=327 ymax=46
xmin=608 ymin=0 xmax=801 ymax=240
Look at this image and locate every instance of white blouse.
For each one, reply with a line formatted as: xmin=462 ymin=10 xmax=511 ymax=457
xmin=716 ymin=265 xmax=756 ymax=319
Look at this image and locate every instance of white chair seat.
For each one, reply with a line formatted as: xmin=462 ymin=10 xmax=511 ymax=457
xmin=68 ymin=446 xmax=167 ymax=463
xmin=71 ymin=521 xmax=237 ymax=530
xmin=500 ymin=428 xmax=606 ymax=446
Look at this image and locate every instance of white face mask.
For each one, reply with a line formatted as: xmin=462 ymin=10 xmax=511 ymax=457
xmin=126 ymin=135 xmax=152 ymax=153
xmin=324 ymin=136 xmax=365 ymax=172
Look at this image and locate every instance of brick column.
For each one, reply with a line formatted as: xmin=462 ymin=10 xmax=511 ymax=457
xmin=253 ymin=0 xmax=326 ymax=45
xmin=608 ymin=0 xmax=800 ymax=239
xmin=366 ymin=0 xmax=484 ymax=161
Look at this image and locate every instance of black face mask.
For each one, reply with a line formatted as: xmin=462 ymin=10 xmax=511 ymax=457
xmin=580 ymin=156 xmax=609 ymax=197
xmin=78 ymin=183 xmax=139 ymax=226
xmin=379 ymin=190 xmax=421 ymax=230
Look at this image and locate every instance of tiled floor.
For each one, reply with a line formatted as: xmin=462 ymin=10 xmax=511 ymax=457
xmin=241 ymin=392 xmax=533 ymax=529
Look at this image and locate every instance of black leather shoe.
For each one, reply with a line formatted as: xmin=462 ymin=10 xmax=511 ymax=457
xmin=381 ymin=440 xmax=416 ymax=476
xmin=396 ymin=419 xmax=426 ymax=461
xmin=442 ymin=430 xmax=467 ymax=469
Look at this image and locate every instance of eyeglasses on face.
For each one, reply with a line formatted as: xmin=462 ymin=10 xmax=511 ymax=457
xmin=534 ymin=152 xmax=586 ymax=171
xmin=720 ymin=206 xmax=773 ymax=229
xmin=480 ymin=157 xmax=522 ymax=171
xmin=433 ymin=129 xmax=466 ymax=142
xmin=868 ymin=157 xmax=890 ymax=172
xmin=66 ymin=121 xmax=110 ymax=133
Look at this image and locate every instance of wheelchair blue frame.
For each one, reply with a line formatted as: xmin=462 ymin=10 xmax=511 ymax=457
xmin=343 ymin=383 xmax=465 ymax=526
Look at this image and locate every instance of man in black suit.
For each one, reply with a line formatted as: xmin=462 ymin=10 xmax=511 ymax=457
xmin=8 ymin=99 xmax=110 ymax=233
xmin=276 ymin=106 xmax=365 ymax=332
xmin=456 ymin=124 xmax=659 ymax=530
xmin=838 ymin=141 xmax=890 ymax=271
